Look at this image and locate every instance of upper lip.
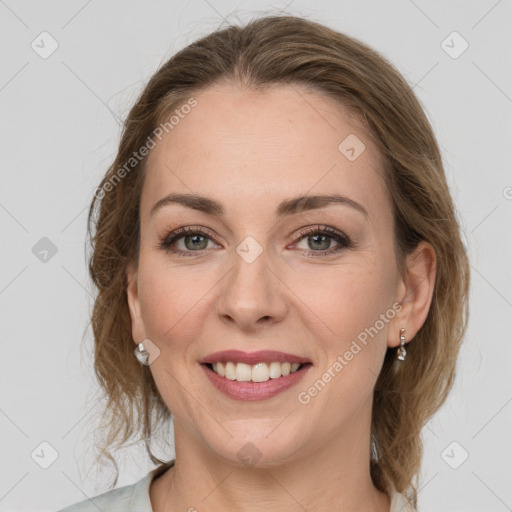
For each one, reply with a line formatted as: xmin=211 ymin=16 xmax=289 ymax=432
xmin=199 ymin=350 xmax=311 ymax=365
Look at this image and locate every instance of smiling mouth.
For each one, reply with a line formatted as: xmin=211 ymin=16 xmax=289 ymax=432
xmin=203 ymin=361 xmax=312 ymax=383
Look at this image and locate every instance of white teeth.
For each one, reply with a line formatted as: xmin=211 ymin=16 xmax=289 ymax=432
xmin=269 ymin=361 xmax=282 ymax=379
xmin=235 ymin=362 xmax=252 ymax=381
xmin=210 ymin=361 xmax=304 ymax=382
xmin=252 ymin=363 xmax=269 ymax=383
xmin=214 ymin=362 xmax=225 ymax=377
xmin=225 ymin=361 xmax=236 ymax=380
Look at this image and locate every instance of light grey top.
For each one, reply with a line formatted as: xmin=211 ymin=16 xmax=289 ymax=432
xmin=57 ymin=460 xmax=416 ymax=511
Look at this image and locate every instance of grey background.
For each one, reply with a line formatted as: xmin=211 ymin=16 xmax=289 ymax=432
xmin=1 ymin=1 xmax=511 ymax=511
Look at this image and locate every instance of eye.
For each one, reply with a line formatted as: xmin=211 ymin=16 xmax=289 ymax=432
xmin=293 ymin=225 xmax=352 ymax=256
xmin=158 ymin=226 xmax=219 ymax=257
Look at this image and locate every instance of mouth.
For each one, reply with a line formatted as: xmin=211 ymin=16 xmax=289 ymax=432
xmin=199 ymin=349 xmax=312 ymax=382
xmin=199 ymin=350 xmax=312 ymax=400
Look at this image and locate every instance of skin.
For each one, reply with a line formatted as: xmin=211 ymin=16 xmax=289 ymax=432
xmin=126 ymin=83 xmax=436 ymax=512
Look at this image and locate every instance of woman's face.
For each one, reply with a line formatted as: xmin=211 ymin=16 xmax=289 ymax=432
xmin=127 ymin=83 xmax=407 ymax=466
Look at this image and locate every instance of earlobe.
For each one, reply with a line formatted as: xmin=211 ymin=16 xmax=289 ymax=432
xmin=389 ymin=241 xmax=436 ymax=348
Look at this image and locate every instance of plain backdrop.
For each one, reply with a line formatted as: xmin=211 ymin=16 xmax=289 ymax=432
xmin=1 ymin=1 xmax=511 ymax=511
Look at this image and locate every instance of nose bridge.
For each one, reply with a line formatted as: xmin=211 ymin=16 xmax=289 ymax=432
xmin=217 ymin=238 xmax=287 ymax=329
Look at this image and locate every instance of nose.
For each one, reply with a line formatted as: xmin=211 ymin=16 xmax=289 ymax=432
xmin=216 ymin=247 xmax=288 ymax=332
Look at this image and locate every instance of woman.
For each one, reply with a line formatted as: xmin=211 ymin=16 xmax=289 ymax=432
xmin=59 ymin=14 xmax=469 ymax=512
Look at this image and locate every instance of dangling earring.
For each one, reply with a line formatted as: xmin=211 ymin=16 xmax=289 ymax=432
xmin=134 ymin=341 xmax=150 ymax=366
xmin=396 ymin=328 xmax=407 ymax=361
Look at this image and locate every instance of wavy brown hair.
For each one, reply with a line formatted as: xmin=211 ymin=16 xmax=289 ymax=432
xmin=86 ymin=14 xmax=470 ymax=508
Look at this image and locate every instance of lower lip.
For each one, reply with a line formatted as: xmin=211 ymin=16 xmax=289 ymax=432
xmin=201 ymin=363 xmax=312 ymax=401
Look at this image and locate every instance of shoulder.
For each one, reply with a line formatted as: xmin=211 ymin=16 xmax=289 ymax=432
xmin=56 ymin=461 xmax=175 ymax=512
xmin=56 ymin=476 xmax=151 ymax=512
xmin=56 ymin=480 xmax=143 ymax=512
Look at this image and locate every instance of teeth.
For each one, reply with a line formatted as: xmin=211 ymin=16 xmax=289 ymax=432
xmin=269 ymin=361 xmax=282 ymax=379
xmin=235 ymin=363 xmax=252 ymax=382
xmin=211 ymin=361 xmax=303 ymax=382
xmin=252 ymin=363 xmax=269 ymax=383
xmin=225 ymin=361 xmax=236 ymax=380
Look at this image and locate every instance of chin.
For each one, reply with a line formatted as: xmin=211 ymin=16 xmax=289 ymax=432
xmin=200 ymin=419 xmax=311 ymax=469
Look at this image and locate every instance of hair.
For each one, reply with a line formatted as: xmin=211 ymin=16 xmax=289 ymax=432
xmin=86 ymin=13 xmax=470 ymax=508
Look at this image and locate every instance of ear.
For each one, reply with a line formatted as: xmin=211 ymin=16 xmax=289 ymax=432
xmin=126 ymin=261 xmax=146 ymax=345
xmin=388 ymin=241 xmax=436 ymax=348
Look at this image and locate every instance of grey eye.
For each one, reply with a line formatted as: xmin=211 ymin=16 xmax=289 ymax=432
xmin=183 ymin=234 xmax=210 ymax=250
xmin=296 ymin=234 xmax=335 ymax=251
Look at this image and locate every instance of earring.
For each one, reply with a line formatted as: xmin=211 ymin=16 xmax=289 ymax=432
xmin=134 ymin=341 xmax=150 ymax=366
xmin=396 ymin=328 xmax=407 ymax=361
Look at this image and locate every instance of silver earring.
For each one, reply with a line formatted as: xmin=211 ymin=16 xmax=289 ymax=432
xmin=397 ymin=328 xmax=407 ymax=361
xmin=134 ymin=341 xmax=150 ymax=366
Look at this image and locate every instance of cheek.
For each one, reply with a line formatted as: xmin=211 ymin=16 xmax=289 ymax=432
xmin=137 ymin=260 xmax=213 ymax=341
xmin=292 ymin=255 xmax=395 ymax=339
xmin=290 ymin=253 xmax=395 ymax=400
xmin=135 ymin=255 xmax=217 ymax=417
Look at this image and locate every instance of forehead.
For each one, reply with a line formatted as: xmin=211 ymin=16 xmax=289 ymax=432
xmin=141 ymin=83 xmax=390 ymax=224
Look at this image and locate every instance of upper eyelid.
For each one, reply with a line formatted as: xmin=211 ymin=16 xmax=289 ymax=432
xmin=163 ymin=224 xmax=345 ymax=238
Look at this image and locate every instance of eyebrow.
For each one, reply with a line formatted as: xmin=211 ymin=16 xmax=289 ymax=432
xmin=150 ymin=193 xmax=369 ymax=219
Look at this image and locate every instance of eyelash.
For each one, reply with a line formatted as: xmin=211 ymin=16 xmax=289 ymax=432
xmin=158 ymin=225 xmax=353 ymax=258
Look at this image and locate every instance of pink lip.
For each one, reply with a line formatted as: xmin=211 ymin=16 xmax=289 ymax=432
xmin=199 ymin=350 xmax=311 ymax=365
xmin=200 ymin=362 xmax=312 ymax=401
